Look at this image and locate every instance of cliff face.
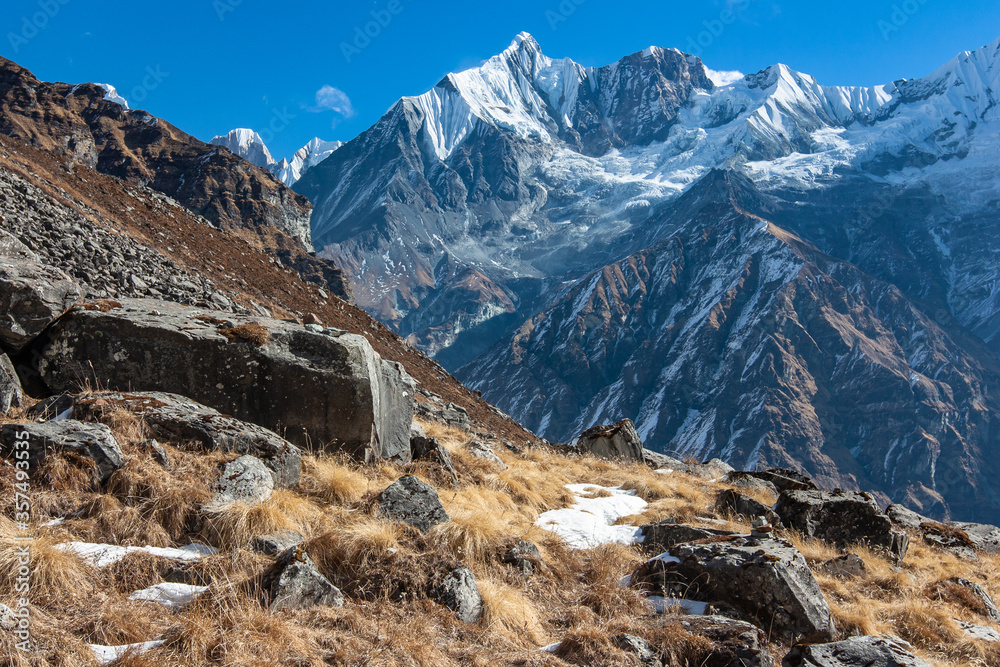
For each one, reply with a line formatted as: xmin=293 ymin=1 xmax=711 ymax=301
xmin=0 ymin=57 xmax=349 ymax=299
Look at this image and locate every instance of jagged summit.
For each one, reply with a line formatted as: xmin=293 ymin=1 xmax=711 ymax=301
xmin=210 ymin=128 xmax=276 ymax=168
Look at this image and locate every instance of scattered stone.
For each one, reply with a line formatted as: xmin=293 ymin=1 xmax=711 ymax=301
xmin=927 ymin=577 xmax=1000 ymax=622
xmin=261 ymin=547 xmax=343 ymax=611
xmin=249 ymin=531 xmax=304 ymax=556
xmin=745 ymin=468 xmax=818 ymax=492
xmin=466 ymin=440 xmax=506 ymax=469
xmin=774 ymin=489 xmax=909 ymax=563
xmin=501 ymin=540 xmax=543 ymax=576
xmin=410 ymin=422 xmax=427 ymax=439
xmin=377 ymin=475 xmax=449 ymax=532
xmin=76 ymin=392 xmax=302 ymax=487
xmin=0 ymin=353 xmax=23 ymax=414
xmin=36 ymin=299 xmax=416 ymax=463
xmin=715 ymin=489 xmax=782 ymax=527
xmin=629 ymin=535 xmax=836 ymax=643
xmin=137 ymin=439 xmax=170 ymax=468
xmin=0 ymin=229 xmax=82 ymax=352
xmin=920 ymin=521 xmax=978 ymax=561
xmin=725 ymin=471 xmax=779 ymax=498
xmin=670 ymin=615 xmax=774 ymax=667
xmin=886 ymin=503 xmax=932 ymax=531
xmin=430 ymin=565 xmax=483 ymax=623
xmin=750 ymin=517 xmax=774 ymax=538
xmin=411 ymin=434 xmax=458 ymax=486
xmin=612 ymin=634 xmax=659 ymax=666
xmin=782 ymin=635 xmax=932 ymax=666
xmin=302 ymin=313 xmax=323 ymax=326
xmin=207 ymin=455 xmax=274 ymax=509
xmin=415 ymin=400 xmax=470 ymax=431
xmin=820 ymin=554 xmax=867 ymax=578
xmin=949 ymin=521 xmax=1000 ymax=553
xmin=0 ymin=420 xmax=123 ymax=483
xmin=639 ymin=521 xmax=738 ymax=554
xmin=956 ymin=621 xmax=1000 ymax=642
xmin=642 ymin=449 xmax=676 ymax=468
xmin=574 ymin=418 xmax=644 ymax=462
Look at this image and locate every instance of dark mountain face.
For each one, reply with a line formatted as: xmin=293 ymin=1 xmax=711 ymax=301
xmin=0 ymin=57 xmax=349 ymax=298
xmin=288 ymin=33 xmax=1000 ymax=519
xmin=458 ymin=173 xmax=1000 ymax=521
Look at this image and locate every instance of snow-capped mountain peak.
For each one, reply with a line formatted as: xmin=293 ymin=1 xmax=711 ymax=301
xmin=271 ymin=137 xmax=343 ymax=186
xmin=210 ymin=128 xmax=276 ymax=168
xmin=95 ymin=83 xmax=129 ymax=109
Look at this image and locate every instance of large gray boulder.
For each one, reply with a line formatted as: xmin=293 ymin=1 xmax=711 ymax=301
xmin=629 ymin=535 xmax=836 ymax=643
xmin=261 ymin=547 xmax=343 ymax=611
xmin=744 ymin=468 xmax=818 ymax=492
xmin=640 ymin=521 xmax=738 ymax=554
xmin=775 ymin=489 xmax=909 ymax=563
xmin=782 ymin=636 xmax=932 ymax=666
xmin=0 ymin=230 xmax=82 ymax=352
xmin=377 ymin=475 xmax=449 ymax=532
xmin=0 ymin=420 xmax=123 ymax=483
xmin=0 ymin=353 xmax=23 ymax=414
xmin=34 ymin=299 xmax=415 ymax=463
xmin=574 ymin=418 xmax=644 ymax=462
xmin=76 ymin=391 xmax=301 ymax=487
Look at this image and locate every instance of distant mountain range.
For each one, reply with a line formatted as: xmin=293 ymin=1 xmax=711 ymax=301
xmin=210 ymin=130 xmax=342 ymax=187
xmin=283 ymin=32 xmax=1000 ymax=521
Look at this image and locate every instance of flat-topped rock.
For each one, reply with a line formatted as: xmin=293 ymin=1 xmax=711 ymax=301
xmin=0 ymin=420 xmax=123 ymax=484
xmin=35 ymin=299 xmax=415 ymax=463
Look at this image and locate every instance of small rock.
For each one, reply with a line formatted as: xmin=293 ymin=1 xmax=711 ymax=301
xmin=250 ymin=531 xmax=304 ymax=556
xmin=820 ymin=554 xmax=867 ymax=578
xmin=431 ymin=565 xmax=482 ymax=623
xmin=612 ymin=634 xmax=659 ymax=666
xmin=411 ymin=434 xmax=458 ymax=486
xmin=261 ymin=547 xmax=343 ymax=611
xmin=304 ymin=323 xmax=323 ymax=333
xmin=467 ymin=440 xmax=506 ymax=469
xmin=782 ymin=635 xmax=932 ymax=666
xmin=501 ymin=540 xmax=543 ymax=576
xmin=574 ymin=418 xmax=644 ymax=462
xmin=377 ymin=475 xmax=449 ymax=532
xmin=26 ymin=393 xmax=75 ymax=421
xmin=302 ymin=313 xmax=323 ymax=326
xmin=208 ymin=455 xmax=274 ymax=509
xmin=744 ymin=468 xmax=818 ymax=492
xmin=725 ymin=471 xmax=779 ymax=497
xmin=137 ymin=439 xmax=170 ymax=468
xmin=886 ymin=503 xmax=931 ymax=531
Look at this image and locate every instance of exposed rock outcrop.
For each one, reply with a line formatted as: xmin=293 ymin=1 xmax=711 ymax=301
xmin=630 ymin=535 xmax=836 ymax=643
xmin=782 ymin=635 xmax=932 ymax=666
xmin=775 ymin=489 xmax=909 ymax=563
xmin=35 ymin=300 xmax=415 ymax=463
xmin=0 ymin=353 xmax=22 ymax=414
xmin=574 ymin=418 xmax=644 ymax=462
xmin=0 ymin=420 xmax=123 ymax=483
xmin=261 ymin=547 xmax=344 ymax=611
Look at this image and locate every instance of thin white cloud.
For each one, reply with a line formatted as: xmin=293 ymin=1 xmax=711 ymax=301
xmin=310 ymin=85 xmax=355 ymax=118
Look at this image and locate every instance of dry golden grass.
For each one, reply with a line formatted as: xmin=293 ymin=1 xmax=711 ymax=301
xmin=303 ymin=454 xmax=374 ymax=505
xmin=3 ymin=408 xmax=1000 ymax=666
xmin=201 ymin=489 xmax=326 ymax=548
xmin=0 ymin=517 xmax=96 ymax=603
xmin=219 ymin=323 xmax=271 ymax=346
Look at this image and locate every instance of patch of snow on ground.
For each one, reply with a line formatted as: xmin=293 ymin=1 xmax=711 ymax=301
xmin=57 ymin=542 xmax=216 ymax=567
xmin=90 ymin=641 xmax=164 ymax=664
xmin=649 ymin=596 xmax=710 ymax=615
xmin=535 ymin=484 xmax=647 ymax=548
xmin=129 ymin=582 xmax=209 ymax=610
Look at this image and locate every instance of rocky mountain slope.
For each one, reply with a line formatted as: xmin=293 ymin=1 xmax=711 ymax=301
xmin=289 ymin=33 xmax=1000 ymax=520
xmin=0 ymin=57 xmax=350 ymax=298
xmin=462 ymin=171 xmax=1000 ymax=522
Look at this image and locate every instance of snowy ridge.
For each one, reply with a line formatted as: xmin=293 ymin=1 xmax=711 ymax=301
xmin=272 ymin=137 xmax=343 ymax=186
xmin=95 ymin=83 xmax=129 ymax=109
xmin=210 ymin=128 xmax=276 ymax=168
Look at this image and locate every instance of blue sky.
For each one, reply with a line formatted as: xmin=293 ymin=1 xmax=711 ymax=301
xmin=3 ymin=0 xmax=1000 ymax=160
